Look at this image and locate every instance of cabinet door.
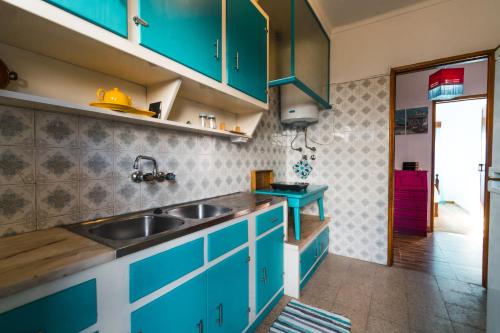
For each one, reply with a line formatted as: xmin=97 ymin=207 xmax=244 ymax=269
xmin=226 ymin=0 xmax=268 ymax=102
xmin=131 ymin=273 xmax=206 ymax=333
xmin=0 ymin=279 xmax=97 ymax=333
xmin=300 ymin=240 xmax=318 ymax=280
xmin=139 ymin=0 xmax=222 ymax=81
xmin=207 ymin=248 xmax=249 ymax=333
xmin=45 ymin=0 xmax=127 ymax=37
xmin=256 ymin=227 xmax=284 ymax=313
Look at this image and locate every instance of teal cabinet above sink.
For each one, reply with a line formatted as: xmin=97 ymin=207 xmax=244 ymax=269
xmin=44 ymin=0 xmax=128 ymax=37
xmin=138 ymin=0 xmax=222 ymax=82
xmin=227 ymin=0 xmax=268 ymax=102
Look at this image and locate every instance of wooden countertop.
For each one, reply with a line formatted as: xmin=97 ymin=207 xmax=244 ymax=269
xmin=286 ymin=214 xmax=330 ymax=249
xmin=0 ymin=228 xmax=115 ymax=299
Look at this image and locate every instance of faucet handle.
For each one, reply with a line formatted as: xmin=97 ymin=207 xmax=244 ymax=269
xmin=142 ymin=173 xmax=155 ymax=182
xmin=166 ymin=172 xmax=176 ymax=181
xmin=155 ymin=171 xmax=166 ymax=182
xmin=131 ymin=171 xmax=143 ymax=183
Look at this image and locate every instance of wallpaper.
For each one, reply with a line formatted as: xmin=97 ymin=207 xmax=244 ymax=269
xmin=285 ymin=76 xmax=390 ymax=264
xmin=0 ymin=89 xmax=286 ymax=237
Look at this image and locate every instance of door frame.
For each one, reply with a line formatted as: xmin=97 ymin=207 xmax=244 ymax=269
xmin=387 ymin=49 xmax=496 ymax=287
xmin=430 ymin=94 xmax=488 ymax=232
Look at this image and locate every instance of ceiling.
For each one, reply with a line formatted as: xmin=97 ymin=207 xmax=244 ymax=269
xmin=317 ymin=0 xmax=430 ymax=28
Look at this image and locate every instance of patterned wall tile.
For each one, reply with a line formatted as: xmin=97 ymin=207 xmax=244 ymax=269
xmin=36 ymin=112 xmax=79 ymax=147
xmin=80 ymin=149 xmax=113 ymax=179
xmin=79 ymin=117 xmax=114 ymax=150
xmin=80 ymin=179 xmax=114 ymax=211
xmin=0 ymin=184 xmax=35 ymax=227
xmin=114 ymin=177 xmax=141 ymax=215
xmin=114 ymin=123 xmax=144 ymax=151
xmin=0 ymin=147 xmax=35 ymax=185
xmin=0 ymin=106 xmax=34 ymax=146
xmin=36 ymin=182 xmax=79 ymax=219
xmin=36 ymin=148 xmax=79 ymax=182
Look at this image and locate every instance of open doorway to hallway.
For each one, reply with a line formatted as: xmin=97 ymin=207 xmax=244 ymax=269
xmin=389 ymin=54 xmax=492 ymax=287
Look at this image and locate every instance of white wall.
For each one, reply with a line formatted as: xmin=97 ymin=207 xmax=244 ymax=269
xmin=435 ymin=99 xmax=486 ymax=217
xmin=330 ymin=0 xmax=500 ymax=83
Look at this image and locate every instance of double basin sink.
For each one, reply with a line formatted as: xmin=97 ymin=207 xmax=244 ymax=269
xmin=66 ymin=193 xmax=274 ymax=257
xmin=89 ymin=204 xmax=232 ymax=241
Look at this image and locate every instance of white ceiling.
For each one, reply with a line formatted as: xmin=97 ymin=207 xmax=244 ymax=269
xmin=317 ymin=0 xmax=430 ymax=28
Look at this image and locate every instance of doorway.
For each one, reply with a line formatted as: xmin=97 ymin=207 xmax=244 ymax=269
xmin=433 ymin=97 xmax=487 ymax=237
xmin=387 ymin=50 xmax=495 ymax=287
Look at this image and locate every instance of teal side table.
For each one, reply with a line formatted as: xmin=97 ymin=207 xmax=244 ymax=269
xmin=254 ymin=185 xmax=328 ymax=240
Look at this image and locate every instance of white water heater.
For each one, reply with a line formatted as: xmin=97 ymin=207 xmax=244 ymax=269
xmin=280 ymin=85 xmax=319 ymax=126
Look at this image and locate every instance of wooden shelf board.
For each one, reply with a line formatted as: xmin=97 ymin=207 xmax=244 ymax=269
xmin=0 ymin=90 xmax=251 ymax=140
xmin=286 ymin=214 xmax=330 ymax=250
xmin=0 ymin=0 xmax=268 ymax=115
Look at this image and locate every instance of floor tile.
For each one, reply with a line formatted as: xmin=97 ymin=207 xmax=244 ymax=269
xmin=369 ymin=295 xmax=408 ymax=326
xmin=331 ymin=302 xmax=369 ymax=333
xmin=446 ymin=303 xmax=486 ymax=330
xmin=365 ymin=316 xmax=409 ymax=333
xmin=451 ymin=322 xmax=486 ymax=333
xmin=408 ymin=310 xmax=453 ymax=333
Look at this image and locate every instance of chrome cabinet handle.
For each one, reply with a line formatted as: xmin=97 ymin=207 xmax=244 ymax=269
xmin=262 ymin=267 xmax=268 ymax=284
xmin=197 ymin=319 xmax=204 ymax=333
xmin=235 ymin=52 xmax=239 ymax=71
xmin=217 ymin=303 xmax=224 ymax=326
xmin=214 ymin=39 xmax=220 ymax=60
xmin=133 ymin=16 xmax=149 ymax=27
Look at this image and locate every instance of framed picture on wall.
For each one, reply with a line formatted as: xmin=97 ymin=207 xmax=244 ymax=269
xmin=395 ymin=109 xmax=406 ymax=135
xmin=406 ymin=107 xmax=428 ymax=134
xmin=395 ymin=107 xmax=429 ymax=135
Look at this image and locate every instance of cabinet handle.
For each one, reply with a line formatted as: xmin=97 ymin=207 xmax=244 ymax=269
xmin=270 ymin=217 xmax=278 ymax=223
xmin=133 ymin=16 xmax=149 ymax=27
xmin=214 ymin=39 xmax=220 ymax=60
xmin=217 ymin=303 xmax=224 ymax=326
xmin=197 ymin=319 xmax=204 ymax=333
xmin=262 ymin=267 xmax=268 ymax=284
xmin=235 ymin=52 xmax=239 ymax=71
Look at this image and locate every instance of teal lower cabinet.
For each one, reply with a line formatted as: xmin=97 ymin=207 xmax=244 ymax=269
xmin=129 ymin=237 xmax=204 ymax=302
xmin=283 ymin=224 xmax=329 ymax=298
xmin=207 ymin=248 xmax=249 ymax=333
xmin=131 ymin=272 xmax=207 ymax=333
xmin=256 ymin=226 xmax=284 ymax=313
xmin=0 ymin=279 xmax=97 ymax=333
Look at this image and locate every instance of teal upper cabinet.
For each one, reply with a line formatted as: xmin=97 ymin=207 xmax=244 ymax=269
xmin=255 ymin=227 xmax=284 ymax=313
xmin=138 ymin=0 xmax=222 ymax=82
xmin=131 ymin=273 xmax=207 ymax=333
xmin=44 ymin=0 xmax=128 ymax=37
xmin=226 ymin=0 xmax=268 ymax=102
xmin=259 ymin=0 xmax=331 ymax=109
xmin=207 ymin=248 xmax=249 ymax=333
xmin=0 ymin=279 xmax=97 ymax=333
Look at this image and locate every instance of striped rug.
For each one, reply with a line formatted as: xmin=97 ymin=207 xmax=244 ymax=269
xmin=269 ymin=299 xmax=351 ymax=333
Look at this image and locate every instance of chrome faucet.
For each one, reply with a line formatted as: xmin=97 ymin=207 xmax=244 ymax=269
xmin=131 ymin=155 xmax=175 ymax=183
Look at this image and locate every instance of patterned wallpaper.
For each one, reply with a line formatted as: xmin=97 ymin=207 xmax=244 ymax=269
xmin=285 ymin=76 xmax=390 ymax=264
xmin=0 ymin=90 xmax=286 ymax=237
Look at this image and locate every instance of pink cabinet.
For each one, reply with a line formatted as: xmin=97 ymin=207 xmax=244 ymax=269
xmin=394 ymin=170 xmax=428 ymax=236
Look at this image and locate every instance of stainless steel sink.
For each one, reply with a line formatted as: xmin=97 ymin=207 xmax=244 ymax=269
xmin=88 ymin=215 xmax=184 ymax=241
xmin=166 ymin=204 xmax=232 ymax=219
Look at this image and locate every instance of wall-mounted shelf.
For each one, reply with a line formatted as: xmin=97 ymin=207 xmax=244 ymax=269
xmin=0 ymin=90 xmax=252 ymax=141
xmin=0 ymin=0 xmax=268 ymax=115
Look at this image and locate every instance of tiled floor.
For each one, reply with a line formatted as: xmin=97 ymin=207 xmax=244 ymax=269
xmin=394 ymin=231 xmax=483 ymax=285
xmin=256 ymin=254 xmax=486 ymax=333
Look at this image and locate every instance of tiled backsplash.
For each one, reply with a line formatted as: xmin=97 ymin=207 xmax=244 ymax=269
xmin=0 ymin=90 xmax=286 ymax=237
xmin=286 ymin=76 xmax=390 ymax=264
